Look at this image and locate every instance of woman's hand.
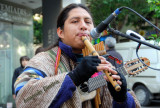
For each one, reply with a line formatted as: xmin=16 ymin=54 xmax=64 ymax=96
xmin=97 ymin=56 xmax=122 ymax=85
xmin=98 ymin=56 xmax=127 ymax=102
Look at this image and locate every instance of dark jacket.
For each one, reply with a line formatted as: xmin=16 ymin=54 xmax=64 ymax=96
xmin=12 ymin=66 xmax=24 ymax=94
xmin=106 ymin=48 xmax=123 ymax=68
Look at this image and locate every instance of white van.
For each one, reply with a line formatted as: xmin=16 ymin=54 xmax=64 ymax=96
xmin=115 ymin=41 xmax=160 ymax=106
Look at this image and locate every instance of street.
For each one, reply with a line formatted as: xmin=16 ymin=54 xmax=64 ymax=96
xmin=142 ymin=101 xmax=160 ymax=108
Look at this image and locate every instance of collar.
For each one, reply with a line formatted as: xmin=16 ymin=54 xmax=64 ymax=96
xmin=74 ymin=53 xmax=83 ymax=63
xmin=59 ymin=41 xmax=77 ymax=62
xmin=106 ymin=47 xmax=115 ymax=52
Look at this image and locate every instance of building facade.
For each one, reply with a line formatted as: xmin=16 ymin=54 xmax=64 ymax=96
xmin=0 ymin=1 xmax=34 ymax=106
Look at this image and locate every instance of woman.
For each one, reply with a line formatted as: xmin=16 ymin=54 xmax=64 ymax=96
xmin=12 ymin=56 xmax=30 ymax=99
xmin=14 ymin=3 xmax=140 ymax=108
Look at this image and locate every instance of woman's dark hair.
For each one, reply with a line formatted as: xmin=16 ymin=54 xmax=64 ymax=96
xmin=35 ymin=47 xmax=44 ymax=55
xmin=45 ymin=3 xmax=93 ymax=51
xmin=20 ymin=56 xmax=30 ymax=65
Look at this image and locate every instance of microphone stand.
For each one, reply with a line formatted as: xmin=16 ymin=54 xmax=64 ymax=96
xmin=107 ymin=27 xmax=160 ymax=51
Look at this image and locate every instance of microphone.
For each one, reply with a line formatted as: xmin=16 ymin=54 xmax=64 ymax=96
xmin=90 ymin=8 xmax=122 ymax=39
xmin=126 ymin=30 xmax=145 ymax=41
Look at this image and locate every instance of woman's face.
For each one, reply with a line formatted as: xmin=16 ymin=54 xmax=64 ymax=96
xmin=21 ymin=60 xmax=29 ymax=67
xmin=57 ymin=7 xmax=94 ymax=53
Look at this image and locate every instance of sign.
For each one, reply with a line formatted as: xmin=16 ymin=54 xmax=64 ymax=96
xmin=0 ymin=1 xmax=32 ymax=25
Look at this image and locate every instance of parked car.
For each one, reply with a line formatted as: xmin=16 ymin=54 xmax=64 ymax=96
xmin=115 ymin=41 xmax=160 ymax=106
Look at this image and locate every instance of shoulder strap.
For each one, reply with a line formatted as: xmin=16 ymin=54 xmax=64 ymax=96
xmin=47 ymin=47 xmax=61 ymax=75
xmin=54 ymin=47 xmax=61 ymax=75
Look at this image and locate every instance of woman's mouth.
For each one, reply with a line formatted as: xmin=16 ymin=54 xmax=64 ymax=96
xmin=78 ymin=33 xmax=89 ymax=37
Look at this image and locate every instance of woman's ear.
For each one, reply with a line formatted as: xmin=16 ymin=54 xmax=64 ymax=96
xmin=57 ymin=27 xmax=64 ymax=39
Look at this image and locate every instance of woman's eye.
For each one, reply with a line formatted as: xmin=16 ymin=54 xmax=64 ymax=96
xmin=86 ymin=21 xmax=92 ymax=24
xmin=86 ymin=21 xmax=91 ymax=24
xmin=72 ymin=21 xmax=78 ymax=23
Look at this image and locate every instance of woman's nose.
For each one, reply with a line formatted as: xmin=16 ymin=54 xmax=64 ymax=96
xmin=80 ymin=21 xmax=87 ymax=31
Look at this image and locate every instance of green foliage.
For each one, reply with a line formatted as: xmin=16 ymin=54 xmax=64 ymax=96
xmin=87 ymin=0 xmax=153 ymax=30
xmin=148 ymin=34 xmax=160 ymax=43
xmin=87 ymin=0 xmax=130 ymax=26
xmin=33 ymin=18 xmax=43 ymax=44
xmin=147 ymin=0 xmax=160 ymax=18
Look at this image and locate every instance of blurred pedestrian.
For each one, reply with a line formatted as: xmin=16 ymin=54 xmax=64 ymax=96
xmin=12 ymin=56 xmax=30 ymax=99
xmin=105 ymin=37 xmax=123 ymax=68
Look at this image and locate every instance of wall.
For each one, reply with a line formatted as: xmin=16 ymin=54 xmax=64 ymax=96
xmin=0 ymin=1 xmax=33 ymax=107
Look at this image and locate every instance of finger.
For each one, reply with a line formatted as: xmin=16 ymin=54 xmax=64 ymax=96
xmin=97 ymin=66 xmax=117 ymax=74
xmin=96 ymin=65 xmax=111 ymax=72
xmin=99 ymin=64 xmax=112 ymax=68
xmin=112 ymin=75 xmax=121 ymax=80
xmin=117 ymin=80 xmax=122 ymax=85
xmin=98 ymin=56 xmax=106 ymax=60
xmin=100 ymin=59 xmax=111 ymax=64
xmin=99 ymin=56 xmax=111 ymax=64
xmin=104 ymin=76 xmax=122 ymax=85
xmin=107 ymin=68 xmax=118 ymax=75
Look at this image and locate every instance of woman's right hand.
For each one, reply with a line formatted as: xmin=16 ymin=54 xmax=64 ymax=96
xmin=68 ymin=56 xmax=117 ymax=86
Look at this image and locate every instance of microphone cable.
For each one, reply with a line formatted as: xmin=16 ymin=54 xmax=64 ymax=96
xmin=119 ymin=6 xmax=160 ymax=32
xmin=118 ymin=6 xmax=160 ymax=70
xmin=136 ymin=43 xmax=160 ymax=71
